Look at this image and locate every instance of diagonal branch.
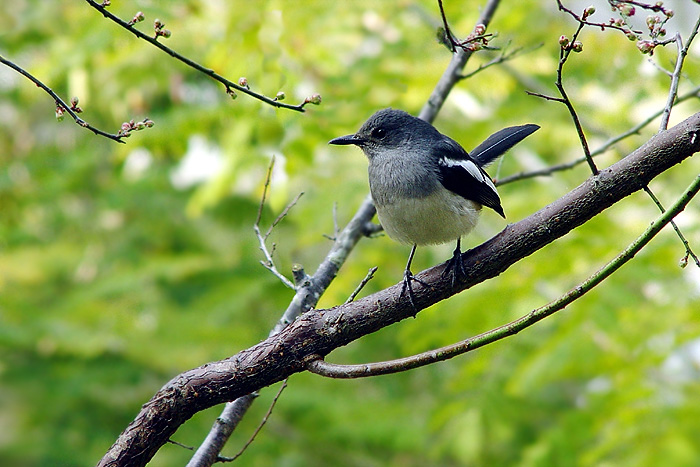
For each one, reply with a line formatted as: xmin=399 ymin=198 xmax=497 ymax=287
xmin=83 ymin=0 xmax=319 ymax=112
xmin=497 ymin=84 xmax=700 ymax=186
xmin=184 ymin=1 xmax=505 ymax=465
xmin=0 ymin=54 xmax=134 ymax=143
xmin=98 ymin=111 xmax=700 ymax=467
xmin=307 ymin=172 xmax=700 ymax=378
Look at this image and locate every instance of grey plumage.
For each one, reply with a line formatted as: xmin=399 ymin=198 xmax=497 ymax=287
xmin=329 ymin=108 xmax=539 ymax=302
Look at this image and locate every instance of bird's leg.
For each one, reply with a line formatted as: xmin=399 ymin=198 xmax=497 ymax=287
xmin=401 ymin=244 xmax=429 ymax=311
xmin=443 ymin=237 xmax=466 ymax=288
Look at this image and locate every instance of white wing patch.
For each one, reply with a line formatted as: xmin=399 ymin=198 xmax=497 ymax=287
xmin=440 ymin=157 xmax=498 ymax=193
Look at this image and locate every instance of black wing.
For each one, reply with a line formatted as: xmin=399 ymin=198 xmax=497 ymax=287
xmin=434 ymin=138 xmax=505 ymax=218
xmin=470 ymin=124 xmax=540 ymax=167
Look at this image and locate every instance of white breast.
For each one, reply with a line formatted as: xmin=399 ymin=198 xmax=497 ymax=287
xmin=375 ymin=189 xmax=482 ymax=246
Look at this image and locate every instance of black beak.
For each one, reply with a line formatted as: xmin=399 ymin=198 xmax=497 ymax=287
xmin=329 ymin=134 xmax=362 ymax=146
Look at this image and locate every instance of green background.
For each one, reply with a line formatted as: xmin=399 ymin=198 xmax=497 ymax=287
xmin=1 ymin=1 xmax=699 ymax=465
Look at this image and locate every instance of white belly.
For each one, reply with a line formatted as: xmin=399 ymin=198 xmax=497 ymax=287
xmin=375 ymin=190 xmax=482 ymax=245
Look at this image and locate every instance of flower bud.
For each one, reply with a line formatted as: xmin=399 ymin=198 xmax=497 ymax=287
xmin=582 ymin=6 xmax=595 ymax=19
xmin=467 ymin=41 xmax=482 ymax=52
xmin=572 ymin=41 xmax=583 ymax=52
xmin=637 ymin=40 xmax=654 ymax=54
xmin=620 ymin=5 xmax=635 ymax=16
xmin=305 ymin=94 xmax=322 ymax=105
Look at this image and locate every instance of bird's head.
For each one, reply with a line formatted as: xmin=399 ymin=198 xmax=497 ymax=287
xmin=329 ymin=108 xmax=438 ymax=159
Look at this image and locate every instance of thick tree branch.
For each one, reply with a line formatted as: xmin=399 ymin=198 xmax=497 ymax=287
xmin=98 ymin=112 xmax=700 ymax=467
xmin=187 ymin=1 xmax=505 ymax=464
xmin=307 ymin=172 xmax=700 ymax=378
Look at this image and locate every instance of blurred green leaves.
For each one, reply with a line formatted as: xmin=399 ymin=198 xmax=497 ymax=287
xmin=1 ymin=0 xmax=699 ymax=466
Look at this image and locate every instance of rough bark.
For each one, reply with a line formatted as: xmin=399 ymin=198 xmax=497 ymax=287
xmin=98 ymin=112 xmax=700 ymax=466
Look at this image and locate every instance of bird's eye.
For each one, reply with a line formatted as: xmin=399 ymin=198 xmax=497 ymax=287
xmin=372 ymin=128 xmax=386 ymax=139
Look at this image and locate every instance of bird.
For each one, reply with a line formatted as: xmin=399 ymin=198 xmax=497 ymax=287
xmin=329 ymin=108 xmax=539 ymax=307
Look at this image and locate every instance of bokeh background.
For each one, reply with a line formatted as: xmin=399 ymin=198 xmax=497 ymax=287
xmin=1 ymin=1 xmax=700 ymax=465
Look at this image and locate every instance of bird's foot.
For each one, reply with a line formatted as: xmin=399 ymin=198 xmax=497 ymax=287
xmin=401 ymin=268 xmax=429 ymax=314
xmin=442 ymin=244 xmax=467 ymax=288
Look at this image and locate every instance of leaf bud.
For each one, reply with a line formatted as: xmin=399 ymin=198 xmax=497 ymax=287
xmin=305 ymin=94 xmax=322 ymax=105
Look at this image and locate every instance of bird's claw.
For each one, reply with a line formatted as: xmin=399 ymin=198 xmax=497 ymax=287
xmin=442 ymin=245 xmax=466 ymax=288
xmin=401 ymin=269 xmax=429 ymax=313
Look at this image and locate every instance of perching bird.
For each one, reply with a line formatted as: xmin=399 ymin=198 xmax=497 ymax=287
xmin=329 ymin=108 xmax=538 ymax=306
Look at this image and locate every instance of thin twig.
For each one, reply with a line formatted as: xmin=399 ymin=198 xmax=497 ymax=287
xmin=345 ymin=267 xmax=379 ymax=304
xmin=437 ymin=0 xmax=457 ymax=52
xmin=437 ymin=0 xmax=492 ymax=52
xmin=83 ymin=0 xmax=318 ymax=112
xmin=527 ymin=12 xmax=598 ymax=175
xmin=322 ymin=202 xmax=342 ymax=241
xmin=219 ymin=380 xmax=289 ymax=463
xmin=643 ymin=187 xmax=700 ymax=267
xmin=167 ymin=439 xmax=194 ymax=451
xmin=659 ymin=14 xmax=700 ymax=130
xmin=558 ymin=22 xmax=598 ymax=175
xmin=0 ymin=54 xmax=133 ymax=143
xmin=557 ymin=0 xmax=641 ymax=35
xmin=649 ymin=16 xmax=700 ymax=266
xmin=499 ymin=85 xmax=700 ymax=186
xmin=264 ymin=192 xmax=304 ymax=240
xmin=307 ymin=174 xmax=700 ymax=378
xmin=254 ymin=157 xmax=275 ymax=227
xmin=254 ymin=156 xmax=296 ymax=290
xmin=458 ymin=43 xmax=537 ymax=81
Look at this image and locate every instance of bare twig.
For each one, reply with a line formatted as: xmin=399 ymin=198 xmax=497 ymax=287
xmin=345 ymin=267 xmax=379 ymax=304
xmin=437 ymin=0 xmax=492 ymax=52
xmin=498 ymin=85 xmax=700 ymax=186
xmin=458 ymin=43 xmax=537 ymax=81
xmin=218 ymin=380 xmax=288 ymax=463
xmin=322 ymin=202 xmax=342 ymax=241
xmin=167 ymin=439 xmax=194 ymax=450
xmin=558 ymin=23 xmax=597 ymax=174
xmin=527 ymin=8 xmax=598 ymax=175
xmin=557 ymin=0 xmax=641 ymax=35
xmin=659 ymin=15 xmax=700 ymax=130
xmin=650 ymin=16 xmax=700 ymax=266
xmin=265 ymin=192 xmax=304 ymax=240
xmin=307 ymin=173 xmax=700 ymax=378
xmin=0 ymin=54 xmax=143 ymax=143
xmin=643 ymin=187 xmax=700 ymax=268
xmin=253 ymin=157 xmax=297 ymax=290
xmin=83 ymin=0 xmax=320 ymax=112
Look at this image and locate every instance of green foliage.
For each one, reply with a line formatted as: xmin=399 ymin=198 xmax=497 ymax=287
xmin=1 ymin=0 xmax=699 ymax=465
